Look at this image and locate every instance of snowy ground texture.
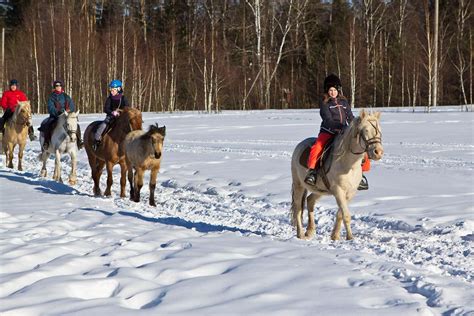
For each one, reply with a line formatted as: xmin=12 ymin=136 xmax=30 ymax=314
xmin=0 ymin=107 xmax=473 ymax=315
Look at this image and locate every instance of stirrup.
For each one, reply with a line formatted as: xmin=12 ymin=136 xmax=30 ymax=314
xmin=357 ymin=175 xmax=369 ymax=191
xmin=92 ymin=140 xmax=101 ymax=151
xmin=304 ymin=169 xmax=317 ymax=186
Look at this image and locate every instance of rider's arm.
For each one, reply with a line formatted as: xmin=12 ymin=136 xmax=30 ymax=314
xmin=47 ymin=95 xmax=58 ymax=117
xmin=0 ymin=93 xmax=7 ymax=110
xmin=18 ymin=91 xmax=28 ymax=102
xmin=104 ymin=97 xmax=113 ymax=116
xmin=68 ymin=95 xmax=75 ymax=112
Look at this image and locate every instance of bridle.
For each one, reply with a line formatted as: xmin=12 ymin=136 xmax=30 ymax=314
xmin=350 ymin=119 xmax=382 ymax=155
xmin=63 ymin=115 xmax=77 ymax=141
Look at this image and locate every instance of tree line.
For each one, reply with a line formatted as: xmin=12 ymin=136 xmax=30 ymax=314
xmin=0 ymin=0 xmax=472 ymax=113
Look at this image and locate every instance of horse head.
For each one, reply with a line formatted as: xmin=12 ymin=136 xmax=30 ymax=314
xmin=352 ymin=110 xmax=384 ymax=161
xmin=144 ymin=123 xmax=166 ymax=159
xmin=13 ymin=101 xmax=32 ymax=126
xmin=62 ymin=110 xmax=79 ymax=142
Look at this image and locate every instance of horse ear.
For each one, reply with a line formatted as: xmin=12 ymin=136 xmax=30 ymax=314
xmin=374 ymin=111 xmax=381 ymax=120
xmin=158 ymin=126 xmax=166 ymax=137
xmin=76 ymin=110 xmax=80 ymax=115
xmin=360 ymin=109 xmax=367 ymax=119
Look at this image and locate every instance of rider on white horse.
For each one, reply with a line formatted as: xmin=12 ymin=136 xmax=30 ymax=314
xmin=39 ymin=80 xmax=83 ymax=151
xmin=305 ymin=74 xmax=370 ymax=190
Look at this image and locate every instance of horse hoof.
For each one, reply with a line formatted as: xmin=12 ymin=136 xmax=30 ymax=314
xmin=7 ymin=164 xmax=13 ymax=169
xmin=149 ymin=201 xmax=156 ymax=207
xmin=69 ymin=180 xmax=76 ymax=185
xmin=331 ymin=235 xmax=340 ymax=241
xmin=346 ymin=235 xmax=354 ymax=241
xmin=305 ymin=230 xmax=315 ymax=239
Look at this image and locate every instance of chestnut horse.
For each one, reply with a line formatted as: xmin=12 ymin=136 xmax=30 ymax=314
xmin=2 ymin=101 xmax=32 ymax=170
xmin=84 ymin=108 xmax=142 ymax=197
xmin=291 ymin=110 xmax=384 ymax=241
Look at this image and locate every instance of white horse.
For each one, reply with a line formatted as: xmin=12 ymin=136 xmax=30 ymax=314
xmin=38 ymin=111 xmax=80 ymax=185
xmin=290 ymin=110 xmax=384 ymax=241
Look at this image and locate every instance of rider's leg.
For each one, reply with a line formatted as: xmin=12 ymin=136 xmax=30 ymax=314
xmin=93 ymin=116 xmax=111 ymax=150
xmin=358 ymin=153 xmax=370 ymax=190
xmin=305 ymin=132 xmax=333 ymax=185
xmin=0 ymin=109 xmax=14 ymax=133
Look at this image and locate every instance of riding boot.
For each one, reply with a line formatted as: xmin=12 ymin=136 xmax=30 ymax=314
xmin=304 ymin=169 xmax=318 ymax=186
xmin=28 ymin=125 xmax=37 ymax=141
xmin=0 ymin=118 xmax=4 ymax=134
xmin=76 ymin=125 xmax=84 ymax=150
xmin=357 ymin=175 xmax=369 ymax=191
xmin=92 ymin=139 xmax=101 ymax=151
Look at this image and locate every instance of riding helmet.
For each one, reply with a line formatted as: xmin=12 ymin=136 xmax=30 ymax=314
xmin=323 ymin=74 xmax=342 ymax=93
xmin=9 ymin=79 xmax=18 ymax=86
xmin=109 ymin=80 xmax=123 ymax=89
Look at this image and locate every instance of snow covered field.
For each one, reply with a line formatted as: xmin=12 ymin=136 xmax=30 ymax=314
xmin=0 ymin=108 xmax=473 ymax=315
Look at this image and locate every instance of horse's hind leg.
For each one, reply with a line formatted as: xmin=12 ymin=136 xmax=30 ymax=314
xmin=305 ymin=193 xmax=322 ymax=239
xmin=119 ymin=160 xmax=127 ymax=198
xmin=291 ymin=182 xmax=306 ymax=239
xmin=133 ymin=167 xmax=144 ymax=203
xmin=104 ymin=161 xmax=114 ymax=197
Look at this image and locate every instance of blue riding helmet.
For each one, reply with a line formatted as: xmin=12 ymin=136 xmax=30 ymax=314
xmin=9 ymin=79 xmax=18 ymax=86
xmin=109 ymin=80 xmax=123 ymax=89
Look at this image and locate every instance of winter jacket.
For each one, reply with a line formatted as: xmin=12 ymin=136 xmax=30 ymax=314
xmin=47 ymin=91 xmax=75 ymax=117
xmin=104 ymin=94 xmax=130 ymax=116
xmin=319 ymin=96 xmax=354 ymax=135
xmin=1 ymin=89 xmax=28 ymax=112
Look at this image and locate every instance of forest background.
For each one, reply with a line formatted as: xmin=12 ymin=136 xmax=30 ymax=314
xmin=0 ymin=0 xmax=472 ymax=113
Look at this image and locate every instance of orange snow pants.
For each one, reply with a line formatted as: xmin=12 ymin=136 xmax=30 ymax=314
xmin=307 ymin=131 xmax=371 ymax=172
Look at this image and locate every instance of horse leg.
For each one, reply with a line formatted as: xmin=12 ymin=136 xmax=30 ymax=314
xmin=104 ymin=161 xmax=114 ymax=197
xmin=18 ymin=143 xmax=25 ymax=171
xmin=331 ymin=209 xmax=343 ymax=241
xmin=290 ymin=182 xmax=306 ymax=239
xmin=133 ymin=167 xmax=144 ymax=203
xmin=332 ymin=189 xmax=353 ymax=240
xmin=305 ymin=193 xmax=322 ymax=239
xmin=7 ymin=143 xmax=14 ymax=169
xmin=40 ymin=150 xmax=48 ymax=177
xmin=68 ymin=150 xmax=77 ymax=185
xmin=93 ymin=160 xmax=105 ymax=196
xmin=149 ymin=168 xmax=159 ymax=207
xmin=127 ymin=163 xmax=135 ymax=200
xmin=53 ymin=149 xmax=62 ymax=182
xmin=119 ymin=160 xmax=127 ymax=198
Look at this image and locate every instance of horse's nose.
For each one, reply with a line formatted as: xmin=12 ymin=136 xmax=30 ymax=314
xmin=374 ymin=148 xmax=384 ymax=157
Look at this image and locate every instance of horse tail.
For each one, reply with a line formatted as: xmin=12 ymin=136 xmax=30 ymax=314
xmin=290 ymin=182 xmax=307 ymax=226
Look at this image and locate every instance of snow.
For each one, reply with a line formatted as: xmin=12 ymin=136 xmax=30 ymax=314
xmin=0 ymin=108 xmax=473 ymax=315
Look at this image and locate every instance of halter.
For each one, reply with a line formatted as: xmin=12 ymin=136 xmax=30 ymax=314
xmin=350 ymin=119 xmax=382 ymax=155
xmin=13 ymin=106 xmax=31 ymax=127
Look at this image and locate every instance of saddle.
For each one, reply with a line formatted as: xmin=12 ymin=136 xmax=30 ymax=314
xmin=299 ymin=137 xmax=336 ymax=171
xmin=92 ymin=118 xmax=118 ymax=138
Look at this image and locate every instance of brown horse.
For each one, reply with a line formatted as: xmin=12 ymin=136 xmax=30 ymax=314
xmin=2 ymin=101 xmax=32 ymax=170
xmin=125 ymin=123 xmax=166 ymax=206
xmin=291 ymin=110 xmax=384 ymax=241
xmin=84 ymin=108 xmax=143 ymax=197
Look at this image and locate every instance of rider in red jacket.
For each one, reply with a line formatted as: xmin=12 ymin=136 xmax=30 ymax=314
xmin=0 ymin=79 xmax=36 ymax=140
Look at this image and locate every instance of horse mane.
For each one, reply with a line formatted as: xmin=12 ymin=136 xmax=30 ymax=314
xmin=333 ymin=116 xmax=360 ymax=161
xmin=141 ymin=123 xmax=166 ymax=140
xmin=11 ymin=101 xmax=31 ymax=124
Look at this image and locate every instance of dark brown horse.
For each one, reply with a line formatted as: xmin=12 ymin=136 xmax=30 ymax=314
xmin=84 ymin=108 xmax=142 ymax=197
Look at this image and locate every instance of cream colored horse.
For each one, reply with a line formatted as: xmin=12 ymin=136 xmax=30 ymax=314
xmin=125 ymin=124 xmax=166 ymax=206
xmin=38 ymin=111 xmax=80 ymax=184
xmin=2 ymin=101 xmax=32 ymax=170
xmin=290 ymin=110 xmax=384 ymax=241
